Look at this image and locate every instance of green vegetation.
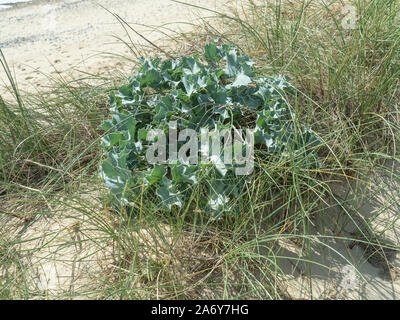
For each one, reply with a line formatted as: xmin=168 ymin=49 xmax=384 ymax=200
xmin=99 ymin=43 xmax=320 ymax=217
xmin=1 ymin=0 xmax=400 ymax=299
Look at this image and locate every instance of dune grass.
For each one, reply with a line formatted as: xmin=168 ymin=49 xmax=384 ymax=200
xmin=0 ymin=0 xmax=400 ymax=299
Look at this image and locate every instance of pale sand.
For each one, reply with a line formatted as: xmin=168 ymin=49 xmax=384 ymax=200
xmin=0 ymin=0 xmax=226 ymax=93
xmin=277 ymin=161 xmax=400 ymax=300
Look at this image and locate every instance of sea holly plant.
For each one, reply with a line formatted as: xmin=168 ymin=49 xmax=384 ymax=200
xmin=99 ymin=42 xmax=321 ymax=217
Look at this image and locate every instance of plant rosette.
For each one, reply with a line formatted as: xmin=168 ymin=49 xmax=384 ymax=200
xmin=99 ymin=42 xmax=321 ymax=217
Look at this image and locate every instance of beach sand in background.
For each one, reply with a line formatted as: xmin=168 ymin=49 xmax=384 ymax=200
xmin=0 ymin=0 xmax=224 ymax=93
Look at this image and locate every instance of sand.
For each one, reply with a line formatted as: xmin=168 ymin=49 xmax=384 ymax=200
xmin=0 ymin=0 xmax=225 ymax=93
xmin=277 ymin=161 xmax=400 ymax=300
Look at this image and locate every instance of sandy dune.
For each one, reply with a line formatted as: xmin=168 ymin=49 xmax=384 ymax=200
xmin=1 ymin=0 xmax=399 ymax=300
